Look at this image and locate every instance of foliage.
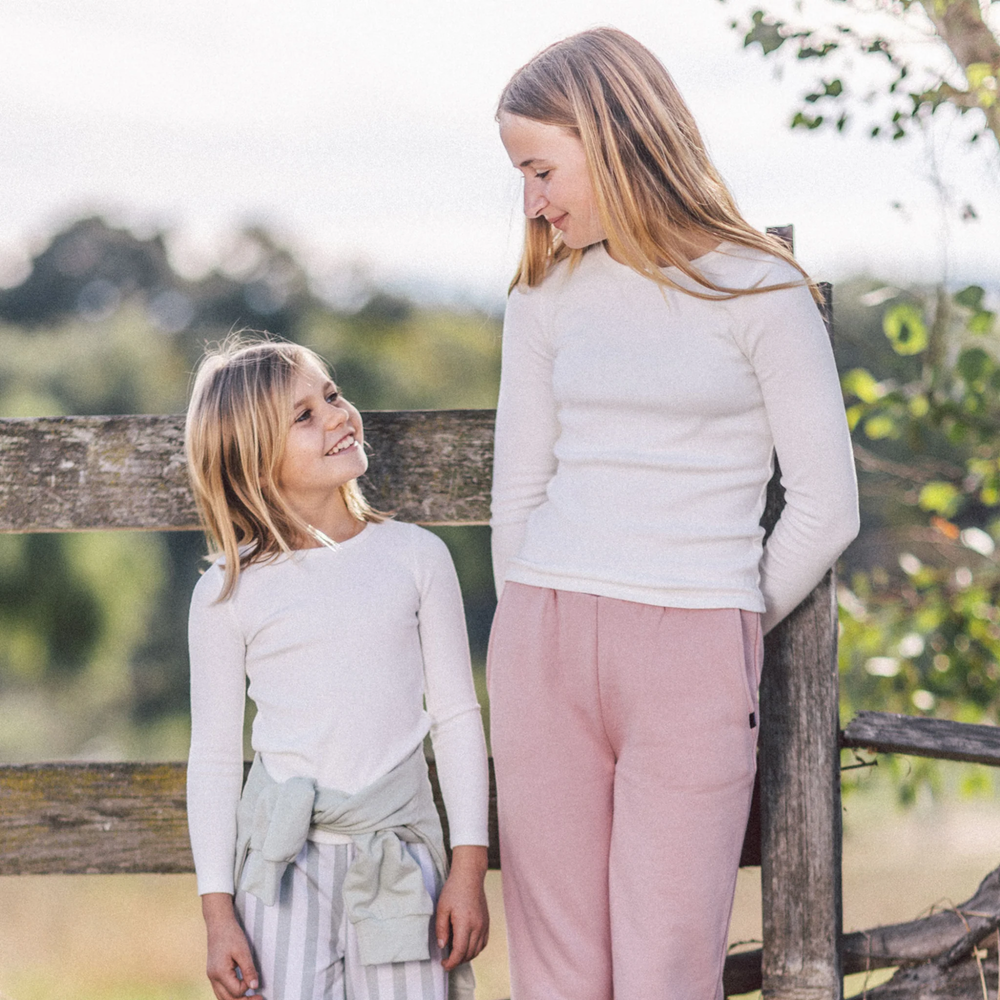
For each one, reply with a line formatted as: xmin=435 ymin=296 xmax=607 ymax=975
xmin=723 ymin=0 xmax=1000 ymax=151
xmin=838 ymin=281 xmax=1000 ymax=729
xmin=722 ymin=0 xmax=1000 ymax=805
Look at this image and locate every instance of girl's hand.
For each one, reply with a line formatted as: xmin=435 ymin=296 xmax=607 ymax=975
xmin=202 ymin=893 xmax=260 ymax=999
xmin=434 ymin=845 xmax=490 ymax=971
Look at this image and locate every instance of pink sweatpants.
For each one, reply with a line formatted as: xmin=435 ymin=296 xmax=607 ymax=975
xmin=487 ymin=584 xmax=762 ymax=1000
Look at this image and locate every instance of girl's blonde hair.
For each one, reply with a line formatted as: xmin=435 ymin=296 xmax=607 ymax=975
xmin=498 ymin=27 xmax=818 ymax=301
xmin=185 ymin=334 xmax=385 ymax=600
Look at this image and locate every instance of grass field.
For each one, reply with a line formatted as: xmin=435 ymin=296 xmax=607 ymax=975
xmin=2 ymin=781 xmax=998 ymax=1000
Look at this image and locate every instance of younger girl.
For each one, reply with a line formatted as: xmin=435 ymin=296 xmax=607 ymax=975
xmin=489 ymin=27 xmax=859 ymax=1000
xmin=185 ymin=336 xmax=489 ymax=1000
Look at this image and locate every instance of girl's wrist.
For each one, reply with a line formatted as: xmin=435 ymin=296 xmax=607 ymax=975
xmin=201 ymin=891 xmax=238 ymax=923
xmin=449 ymin=844 xmax=489 ymax=876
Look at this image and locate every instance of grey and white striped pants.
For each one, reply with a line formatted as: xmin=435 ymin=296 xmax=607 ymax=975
xmin=235 ymin=839 xmax=448 ymax=1000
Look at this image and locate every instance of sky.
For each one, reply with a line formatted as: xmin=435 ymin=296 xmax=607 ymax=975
xmin=1 ymin=0 xmax=998 ymax=309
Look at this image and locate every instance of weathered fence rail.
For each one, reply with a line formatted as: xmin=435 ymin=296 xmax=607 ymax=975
xmin=843 ymin=710 xmax=1000 ymax=767
xmin=0 ymin=759 xmax=502 ymax=875
xmin=0 ymin=410 xmax=495 ymax=531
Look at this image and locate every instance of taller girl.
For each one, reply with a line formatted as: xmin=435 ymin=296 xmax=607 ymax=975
xmin=488 ymin=27 xmax=859 ymax=1000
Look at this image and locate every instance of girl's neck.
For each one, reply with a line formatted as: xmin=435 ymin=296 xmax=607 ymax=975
xmin=288 ymin=492 xmax=364 ymax=548
xmin=604 ymin=228 xmax=720 ymax=268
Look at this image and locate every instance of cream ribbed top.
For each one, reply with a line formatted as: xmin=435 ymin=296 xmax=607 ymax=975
xmin=187 ymin=519 xmax=489 ymax=895
xmin=491 ymin=243 xmax=859 ymax=632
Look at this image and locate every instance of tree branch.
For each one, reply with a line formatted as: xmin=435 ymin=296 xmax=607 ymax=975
xmin=724 ymin=864 xmax=1000 ymax=995
xmin=918 ymin=0 xmax=1000 ymax=146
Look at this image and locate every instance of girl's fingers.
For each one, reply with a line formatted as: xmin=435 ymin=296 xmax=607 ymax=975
xmin=435 ymin=902 xmax=452 ymax=952
xmin=208 ymin=949 xmax=259 ymax=999
xmin=234 ymin=945 xmax=259 ymax=994
xmin=444 ymin=915 xmax=473 ymax=969
xmin=468 ymin=923 xmax=488 ymax=960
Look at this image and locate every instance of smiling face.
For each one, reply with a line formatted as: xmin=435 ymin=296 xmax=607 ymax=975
xmin=499 ymin=112 xmax=606 ymax=250
xmin=276 ymin=365 xmax=367 ymax=510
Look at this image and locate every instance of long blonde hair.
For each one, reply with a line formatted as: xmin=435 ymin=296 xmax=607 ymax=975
xmin=498 ymin=27 xmax=818 ymax=301
xmin=185 ymin=334 xmax=385 ymax=599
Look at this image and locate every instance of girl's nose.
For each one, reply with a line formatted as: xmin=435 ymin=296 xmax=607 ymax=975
xmin=324 ymin=403 xmax=347 ymax=429
xmin=523 ymin=182 xmax=547 ymax=220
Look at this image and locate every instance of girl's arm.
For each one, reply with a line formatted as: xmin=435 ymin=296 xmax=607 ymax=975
xmin=187 ymin=569 xmax=257 ymax=996
xmin=414 ymin=530 xmax=491 ymax=965
xmin=740 ymin=269 xmax=860 ymax=633
xmin=490 ymin=284 xmax=560 ymax=598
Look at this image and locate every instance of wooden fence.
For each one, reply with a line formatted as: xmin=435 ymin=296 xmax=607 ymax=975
xmin=2 ymin=268 xmax=1000 ymax=998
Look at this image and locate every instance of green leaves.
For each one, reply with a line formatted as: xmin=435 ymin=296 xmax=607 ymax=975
xmin=791 ymin=111 xmax=825 ymax=129
xmin=955 ymin=285 xmax=985 ymax=310
xmin=883 ymin=303 xmax=928 ymax=355
xmin=798 ymin=42 xmax=839 ymax=58
xmin=957 ymin=346 xmax=990 ymax=383
xmin=842 ymin=367 xmax=883 ymax=403
xmin=743 ymin=10 xmax=787 ymax=54
xmin=805 ymin=78 xmax=844 ymax=102
xmin=918 ymin=481 xmax=961 ymax=516
xmin=955 ymin=286 xmax=996 ymax=336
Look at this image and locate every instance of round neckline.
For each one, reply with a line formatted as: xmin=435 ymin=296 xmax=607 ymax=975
xmin=294 ymin=520 xmax=375 ymax=553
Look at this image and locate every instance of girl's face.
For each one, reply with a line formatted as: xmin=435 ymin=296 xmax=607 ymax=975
xmin=499 ymin=112 xmax=606 ymax=250
xmin=277 ymin=366 xmax=367 ymax=506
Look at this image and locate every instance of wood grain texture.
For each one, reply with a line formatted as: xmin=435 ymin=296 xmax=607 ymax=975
xmin=0 ymin=410 xmax=494 ymax=532
xmin=842 ymin=711 xmax=1000 ymax=767
xmin=862 ymin=955 xmax=998 ymax=1000
xmin=759 ymin=573 xmax=844 ymax=1000
xmin=0 ymin=758 xmax=501 ymax=875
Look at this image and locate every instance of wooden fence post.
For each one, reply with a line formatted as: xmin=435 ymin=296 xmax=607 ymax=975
xmin=759 ymin=570 xmax=843 ymax=999
xmin=757 ymin=248 xmax=843 ymax=998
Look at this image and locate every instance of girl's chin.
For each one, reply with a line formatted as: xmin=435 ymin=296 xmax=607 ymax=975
xmin=561 ymin=232 xmax=605 ymax=250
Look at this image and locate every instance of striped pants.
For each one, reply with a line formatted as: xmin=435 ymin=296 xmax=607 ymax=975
xmin=235 ymin=840 xmax=448 ymax=1000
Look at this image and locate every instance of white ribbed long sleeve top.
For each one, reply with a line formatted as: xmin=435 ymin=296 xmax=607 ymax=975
xmin=491 ymin=243 xmax=860 ymax=633
xmin=187 ymin=519 xmax=489 ymax=896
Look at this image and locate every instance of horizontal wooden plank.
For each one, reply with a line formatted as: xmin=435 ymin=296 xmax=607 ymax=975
xmin=0 ymin=761 xmax=192 ymax=875
xmin=842 ymin=711 xmax=1000 ymax=767
xmin=0 ymin=410 xmax=494 ymax=532
xmin=0 ymin=759 xmax=760 ymax=877
xmin=0 ymin=759 xmax=500 ymax=875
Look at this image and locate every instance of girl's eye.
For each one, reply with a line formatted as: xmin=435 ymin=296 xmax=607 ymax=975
xmin=295 ymin=409 xmax=311 ymax=423
xmin=326 ymin=390 xmax=340 ymax=403
xmin=535 ymin=170 xmax=550 ymax=180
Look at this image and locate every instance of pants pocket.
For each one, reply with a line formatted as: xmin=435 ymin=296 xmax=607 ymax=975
xmin=737 ymin=609 xmax=763 ymax=729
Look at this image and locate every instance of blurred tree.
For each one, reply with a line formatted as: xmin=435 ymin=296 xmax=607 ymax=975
xmin=838 ymin=283 xmax=1000 ymax=729
xmin=0 ymin=218 xmax=318 ymax=340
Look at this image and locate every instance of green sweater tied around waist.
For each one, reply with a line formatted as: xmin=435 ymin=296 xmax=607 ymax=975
xmin=234 ymin=745 xmax=475 ymax=999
